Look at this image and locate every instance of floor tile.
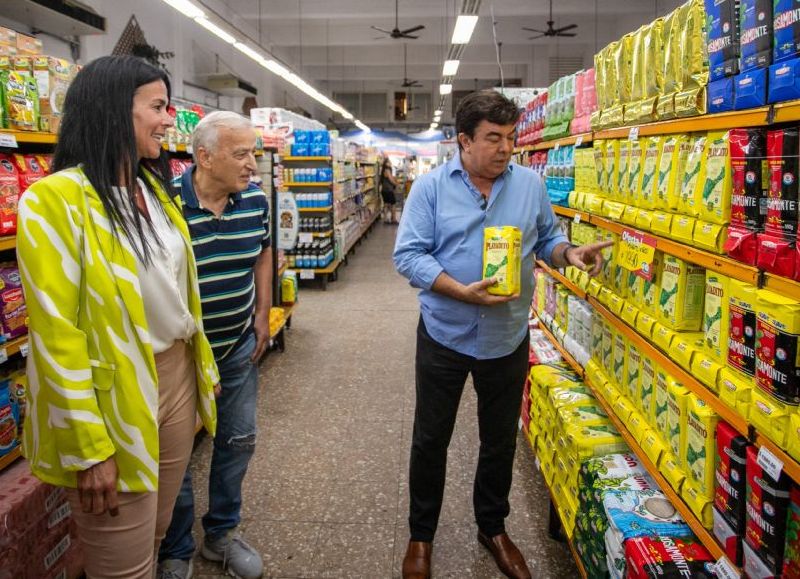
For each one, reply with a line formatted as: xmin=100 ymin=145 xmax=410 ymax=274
xmin=323 ymin=479 xmax=399 ymax=524
xmin=311 ymin=523 xmax=395 ymax=578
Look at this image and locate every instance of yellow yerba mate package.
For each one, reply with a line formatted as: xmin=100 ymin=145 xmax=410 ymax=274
xmin=639 ymin=137 xmax=662 ymax=209
xmin=658 ymin=255 xmax=706 ymax=331
xmin=642 ymin=251 xmax=663 ymax=317
xmin=682 ymin=0 xmax=709 ymax=91
xmin=696 ymin=131 xmax=732 ymax=225
xmin=671 ymin=215 xmax=697 ymax=246
xmin=686 ymin=397 xmax=719 ymax=498
xmin=628 ymin=138 xmax=645 ymax=207
xmin=617 ymin=139 xmax=631 ymax=202
xmin=593 ymin=140 xmax=607 ymax=195
xmin=605 ymin=139 xmax=620 ymax=198
xmin=651 ymin=211 xmax=674 ymax=238
xmin=594 ymin=51 xmax=608 ymax=111
xmin=630 ymin=26 xmax=646 ymax=104
xmin=656 ymin=134 xmax=688 ymax=211
xmin=483 ymin=226 xmax=522 ymax=296
xmin=666 ymin=380 xmax=690 ymax=466
xmin=615 ymin=33 xmax=634 ymax=105
xmin=680 ymin=135 xmax=707 ymax=217
xmin=643 ymin=19 xmax=665 ymax=99
xmin=639 ymin=357 xmax=657 ymax=416
xmin=703 ymin=272 xmax=731 ymax=363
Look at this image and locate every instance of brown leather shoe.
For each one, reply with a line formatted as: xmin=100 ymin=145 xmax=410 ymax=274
xmin=402 ymin=540 xmax=432 ymax=579
xmin=478 ymin=531 xmax=532 ymax=579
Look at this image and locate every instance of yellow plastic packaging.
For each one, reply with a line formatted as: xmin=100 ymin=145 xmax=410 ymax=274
xmin=636 ymin=312 xmax=658 ymax=337
xmin=639 ymin=137 xmax=662 ymax=209
xmin=627 ymin=341 xmax=643 ymax=401
xmin=666 ymin=380 xmax=690 ymax=466
xmin=593 ymin=140 xmax=608 ymax=194
xmin=697 ymin=131 xmax=732 ymax=225
xmin=606 ymin=41 xmax=621 ymax=107
xmin=640 ymin=357 xmax=657 ymax=417
xmin=615 ymin=34 xmax=634 ymax=105
xmin=642 ymin=252 xmax=663 ymax=316
xmin=602 ymin=322 xmax=614 ymax=375
xmin=651 ymin=211 xmax=674 ymax=237
xmin=617 ymin=139 xmax=631 ymax=202
xmin=654 ymin=368 xmax=671 ymax=435
xmin=613 ymin=396 xmax=636 ymax=425
xmin=568 ymin=424 xmax=627 ymax=460
xmin=749 ymin=387 xmax=791 ymax=448
xmin=656 ymin=134 xmax=687 ymax=211
xmin=682 ymin=480 xmax=714 ymax=528
xmin=612 ymin=332 xmax=628 ymax=388
xmin=483 ymin=226 xmax=522 ymax=296
xmin=657 ymin=255 xmax=706 ymax=331
xmin=670 ymin=215 xmax=697 ymax=246
xmin=672 ymin=332 xmax=704 ymax=371
xmin=691 ymin=357 xmax=723 ymax=392
xmin=636 ymin=209 xmax=655 ymax=231
xmin=622 ymin=301 xmax=641 ymax=327
xmin=675 ymin=87 xmax=707 ymax=118
xmin=662 ymin=453 xmax=688 ymax=493
xmin=662 ymin=7 xmax=682 ymax=97
xmin=703 ymin=272 xmax=731 ymax=363
xmin=641 ymin=428 xmax=669 ymax=466
xmin=628 ymin=138 xmax=645 ymax=206
xmin=653 ymin=323 xmax=678 ymax=353
xmin=630 ymin=26 xmax=646 ymax=104
xmin=605 ymin=139 xmax=620 ymax=198
xmin=719 ymin=368 xmax=753 ymax=418
xmin=786 ymin=414 xmax=800 ymax=464
xmin=642 ymin=19 xmax=665 ymax=99
xmin=681 ymin=0 xmax=709 ymax=91
xmin=693 ymin=221 xmax=728 ymax=254
xmin=685 ymin=396 xmax=719 ymax=498
xmin=628 ymin=410 xmax=649 ymax=443
xmin=680 ymin=135 xmax=707 ymax=217
xmin=594 ymin=52 xmax=607 ymax=111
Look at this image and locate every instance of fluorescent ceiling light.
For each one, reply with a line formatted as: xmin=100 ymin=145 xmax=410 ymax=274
xmin=163 ymin=0 xmax=205 ymax=19
xmin=433 ymin=112 xmax=442 ymax=119
xmin=451 ymin=15 xmax=478 ymax=44
xmin=434 ymin=109 xmax=442 ymax=115
xmin=442 ymin=60 xmax=460 ymax=76
xmin=439 ymin=84 xmax=452 ymax=95
xmin=234 ymin=42 xmax=266 ymax=65
xmin=355 ymin=120 xmax=371 ymax=133
xmin=430 ymin=123 xmax=439 ymax=129
xmin=194 ymin=16 xmax=236 ymax=44
xmin=342 ymin=111 xmax=354 ymax=120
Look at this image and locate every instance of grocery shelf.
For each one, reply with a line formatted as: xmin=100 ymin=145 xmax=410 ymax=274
xmin=535 ymin=316 xmax=585 ymax=379
xmin=0 ymin=335 xmax=29 ymax=359
xmin=588 ymin=296 xmax=749 ymax=435
xmin=754 ymin=434 xmax=800 ymax=486
xmin=762 ymin=273 xmax=800 ymax=302
xmin=314 ymin=259 xmax=341 ymax=274
xmin=515 ymin=133 xmax=592 ymax=153
xmin=284 ymin=182 xmax=332 ymax=187
xmin=595 ymin=107 xmax=771 ymax=140
xmin=0 ymin=236 xmax=15 ymax=252
xmin=282 ymin=156 xmax=331 ymax=162
xmin=343 ymin=212 xmax=380 ymax=256
xmin=0 ymin=130 xmax=57 ymax=146
xmin=269 ymin=303 xmax=296 ymax=340
xmin=298 ymin=206 xmax=333 ymax=212
xmin=277 ymin=262 xmax=288 ymax=278
xmin=534 ymin=323 xmax=735 ymax=567
xmin=535 ymin=259 xmax=587 ymax=299
xmin=553 ymin=206 xmax=761 ymax=285
xmin=0 ymin=447 xmax=21 ymax=473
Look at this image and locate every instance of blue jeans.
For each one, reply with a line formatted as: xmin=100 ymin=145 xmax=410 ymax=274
xmin=159 ymin=332 xmax=259 ymax=561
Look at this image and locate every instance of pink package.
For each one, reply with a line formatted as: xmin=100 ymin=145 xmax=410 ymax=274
xmin=574 ymin=71 xmax=586 ymax=118
xmin=0 ymin=265 xmax=27 ymax=340
xmin=583 ymin=68 xmax=597 ymax=112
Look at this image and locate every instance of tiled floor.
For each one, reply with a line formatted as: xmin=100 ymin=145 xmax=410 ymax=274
xmin=188 ymin=222 xmax=577 ymax=578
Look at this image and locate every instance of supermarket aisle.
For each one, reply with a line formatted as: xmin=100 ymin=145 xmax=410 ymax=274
xmin=188 ymin=223 xmax=577 ymax=578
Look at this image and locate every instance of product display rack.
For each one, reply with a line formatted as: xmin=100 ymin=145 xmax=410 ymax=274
xmin=531 ymin=306 xmax=738 ymax=569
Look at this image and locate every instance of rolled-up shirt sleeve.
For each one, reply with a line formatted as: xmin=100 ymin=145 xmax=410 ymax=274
xmin=532 ymin=174 xmax=569 ymax=266
xmin=393 ymin=178 xmax=444 ymax=290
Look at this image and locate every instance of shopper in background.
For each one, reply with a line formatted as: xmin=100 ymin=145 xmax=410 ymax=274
xmin=393 ymin=89 xmax=611 ymax=579
xmin=157 ymin=111 xmax=272 ymax=579
xmin=16 ymin=55 xmax=220 ymax=579
xmin=380 ymin=157 xmax=400 ymax=224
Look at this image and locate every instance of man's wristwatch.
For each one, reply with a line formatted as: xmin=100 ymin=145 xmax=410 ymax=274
xmin=561 ymin=243 xmax=578 ymax=264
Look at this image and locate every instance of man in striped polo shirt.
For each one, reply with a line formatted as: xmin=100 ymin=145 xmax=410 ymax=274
xmin=158 ymin=111 xmax=271 ymax=579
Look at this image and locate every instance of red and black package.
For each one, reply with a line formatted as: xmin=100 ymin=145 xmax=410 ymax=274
xmin=11 ymin=154 xmax=46 ymax=190
xmin=755 ymin=297 xmax=800 ymax=405
xmin=725 ymin=225 xmax=759 ymax=265
xmin=731 ymin=128 xmax=768 ymax=230
xmin=715 ymin=421 xmax=750 ymax=533
xmin=624 ymin=535 xmax=716 ymax=579
xmin=757 ymin=232 xmax=797 ymax=278
xmin=0 ymin=155 xmax=20 ymax=237
xmin=729 ymin=291 xmax=758 ymax=377
xmin=767 ymin=128 xmax=800 ymax=237
xmin=745 ymin=445 xmax=791 ymax=575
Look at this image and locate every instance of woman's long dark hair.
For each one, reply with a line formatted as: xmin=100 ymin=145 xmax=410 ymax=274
xmin=53 ymin=55 xmax=174 ymax=263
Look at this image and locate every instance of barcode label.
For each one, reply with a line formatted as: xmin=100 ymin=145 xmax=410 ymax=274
xmin=45 ymin=487 xmax=66 ymax=512
xmin=44 ymin=534 xmax=71 ymax=570
xmin=629 ymin=126 xmax=640 ymax=141
xmin=48 ymin=502 xmax=71 ymax=528
xmin=19 ymin=342 xmax=28 ymax=357
xmin=714 ymin=556 xmax=740 ymax=579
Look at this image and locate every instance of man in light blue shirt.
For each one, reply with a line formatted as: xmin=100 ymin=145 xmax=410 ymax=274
xmin=394 ymin=90 xmax=609 ymax=579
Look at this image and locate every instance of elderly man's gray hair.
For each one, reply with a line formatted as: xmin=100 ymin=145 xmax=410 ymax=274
xmin=191 ymin=111 xmax=254 ymax=160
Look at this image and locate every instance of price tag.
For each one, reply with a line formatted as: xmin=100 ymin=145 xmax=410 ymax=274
xmin=0 ymin=348 xmax=8 ymax=364
xmin=757 ymin=446 xmax=784 ymax=481
xmin=575 ymin=134 xmax=584 ymax=147
xmin=629 ymin=126 xmax=640 ymax=141
xmin=0 ymin=133 xmax=18 ymax=148
xmin=167 ymin=142 xmax=177 ymax=153
xmin=298 ymin=232 xmax=313 ymax=244
xmin=573 ymin=213 xmax=581 ymax=224
xmin=19 ymin=342 xmax=28 ymax=357
xmin=714 ymin=556 xmax=740 ymax=579
xmin=299 ymin=270 xmax=315 ymax=280
xmin=617 ymin=228 xmax=657 ymax=280
xmin=554 ymin=143 xmax=560 ymax=151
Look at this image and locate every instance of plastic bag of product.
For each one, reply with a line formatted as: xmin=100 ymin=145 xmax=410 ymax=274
xmin=682 ymin=0 xmax=710 ymax=90
xmin=630 ymin=26 xmax=646 ymax=104
xmin=696 ymin=131 xmax=733 ymax=225
xmin=603 ymin=489 xmax=693 ymax=541
xmin=656 ymin=134 xmax=687 ymax=210
xmin=617 ymin=139 xmax=630 ymax=202
xmin=638 ymin=136 xmax=662 ymax=209
xmin=703 ymin=271 xmax=731 ymax=363
xmin=628 ymin=138 xmax=645 ymax=207
xmin=658 ymin=255 xmax=706 ymax=331
xmin=594 ymin=50 xmax=607 ymax=111
xmin=658 ymin=8 xmax=684 ymax=119
xmin=615 ymin=34 xmax=634 ymax=105
xmin=642 ymin=19 xmax=665 ymax=99
xmin=605 ymin=139 xmax=620 ymax=199
xmin=686 ymin=396 xmax=719 ymax=498
xmin=680 ymin=135 xmax=708 ymax=216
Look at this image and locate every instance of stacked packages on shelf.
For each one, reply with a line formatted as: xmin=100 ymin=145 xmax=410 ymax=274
xmin=0 ymin=460 xmax=84 ymax=579
xmin=543 ymin=74 xmax=577 ymax=141
xmin=516 ymin=92 xmax=548 ymax=147
xmin=543 ymin=145 xmax=575 ymax=206
xmin=163 ymin=105 xmax=203 ymax=151
xmin=0 ymin=27 xmax=80 ymax=133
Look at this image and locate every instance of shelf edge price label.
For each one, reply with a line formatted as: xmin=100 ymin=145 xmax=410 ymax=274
xmin=0 ymin=347 xmax=8 ymax=364
xmin=299 ymin=269 xmax=315 ymax=280
xmin=167 ymin=142 xmax=177 ymax=153
xmin=298 ymin=232 xmax=313 ymax=244
xmin=573 ymin=213 xmax=581 ymax=224
xmin=757 ymin=445 xmax=784 ymax=481
xmin=574 ymin=134 xmax=584 ymax=147
xmin=714 ymin=556 xmax=740 ymax=579
xmin=0 ymin=133 xmax=18 ymax=148
xmin=629 ymin=126 xmax=640 ymax=141
xmin=617 ymin=228 xmax=657 ymax=280
xmin=186 ymin=144 xmax=193 ymax=155
xmin=19 ymin=342 xmax=29 ymax=358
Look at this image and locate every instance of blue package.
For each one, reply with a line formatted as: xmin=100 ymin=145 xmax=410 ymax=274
xmin=0 ymin=379 xmax=17 ymax=457
xmin=310 ymin=143 xmax=327 ymax=157
xmin=292 ymin=143 xmax=309 ymax=156
xmin=773 ymin=0 xmax=800 ymax=63
xmin=709 ymin=76 xmax=736 ymax=112
xmin=733 ymin=67 xmax=768 ymax=109
xmin=769 ymin=56 xmax=800 ymax=101
xmin=603 ymin=489 xmax=693 ymax=541
xmin=295 ymin=130 xmax=309 ymax=144
xmin=739 ymin=0 xmax=773 ymax=72
xmin=311 ymin=131 xmax=329 ymax=144
xmin=707 ymin=0 xmax=740 ymax=80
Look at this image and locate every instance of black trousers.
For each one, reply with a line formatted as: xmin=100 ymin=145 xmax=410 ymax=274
xmin=409 ymin=317 xmax=530 ymax=542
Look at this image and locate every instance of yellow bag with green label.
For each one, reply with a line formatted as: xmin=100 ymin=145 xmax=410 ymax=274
xmin=483 ymin=227 xmax=522 ymax=296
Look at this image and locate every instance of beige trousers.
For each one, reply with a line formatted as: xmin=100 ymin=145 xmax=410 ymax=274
xmin=67 ymin=341 xmax=198 ymax=579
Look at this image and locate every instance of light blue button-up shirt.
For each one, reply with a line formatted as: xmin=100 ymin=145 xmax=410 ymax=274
xmin=393 ymin=152 xmax=568 ymax=359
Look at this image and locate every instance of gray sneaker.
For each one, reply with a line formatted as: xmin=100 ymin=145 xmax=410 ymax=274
xmin=156 ymin=559 xmax=193 ymax=579
xmin=201 ymin=530 xmax=263 ymax=579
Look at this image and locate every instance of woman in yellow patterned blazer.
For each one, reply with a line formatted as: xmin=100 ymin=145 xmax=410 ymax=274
xmin=17 ymin=56 xmax=219 ymax=578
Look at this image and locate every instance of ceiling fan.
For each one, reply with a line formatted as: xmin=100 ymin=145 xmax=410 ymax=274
xmin=522 ymin=0 xmax=577 ymax=40
xmin=372 ymin=0 xmax=425 ymax=40
xmin=401 ymin=44 xmax=422 ymax=87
